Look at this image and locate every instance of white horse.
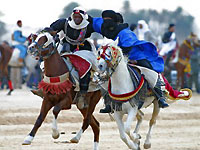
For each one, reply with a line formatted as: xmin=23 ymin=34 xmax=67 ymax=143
xmin=97 ymin=38 xmax=160 ymax=150
xmin=96 ymin=38 xmax=191 ymax=149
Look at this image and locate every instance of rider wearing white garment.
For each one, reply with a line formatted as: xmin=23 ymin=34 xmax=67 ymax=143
xmin=31 ymin=7 xmax=104 ymax=107
xmin=136 ymin=20 xmax=157 ymax=44
xmin=159 ymin=24 xmax=177 ymax=57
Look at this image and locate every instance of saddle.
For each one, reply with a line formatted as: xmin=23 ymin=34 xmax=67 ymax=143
xmin=62 ymin=54 xmax=100 ymax=92
xmin=127 ymin=64 xmax=154 ymax=108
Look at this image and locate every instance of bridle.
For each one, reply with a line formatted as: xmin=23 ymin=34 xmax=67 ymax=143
xmin=28 ymin=32 xmax=60 ymax=60
xmin=97 ymin=45 xmax=122 ymax=78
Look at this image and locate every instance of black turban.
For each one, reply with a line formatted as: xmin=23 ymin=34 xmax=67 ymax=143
xmin=116 ymin=12 xmax=124 ymax=23
xmin=102 ymin=10 xmax=117 ymax=22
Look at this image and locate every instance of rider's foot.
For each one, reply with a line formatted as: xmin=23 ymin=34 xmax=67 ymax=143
xmin=100 ymin=105 xmax=111 ymax=113
xmin=158 ymin=97 xmax=169 ymax=108
xmin=31 ymin=89 xmax=44 ymax=98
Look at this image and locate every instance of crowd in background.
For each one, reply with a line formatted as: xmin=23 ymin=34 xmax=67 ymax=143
xmin=1 ymin=15 xmax=200 ymax=94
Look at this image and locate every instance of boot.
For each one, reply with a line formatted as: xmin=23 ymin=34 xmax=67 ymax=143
xmin=75 ymin=91 xmax=89 ymax=109
xmin=99 ymin=105 xmax=111 ymax=113
xmin=31 ymin=89 xmax=44 ymax=98
xmin=154 ymin=78 xmax=169 ymax=108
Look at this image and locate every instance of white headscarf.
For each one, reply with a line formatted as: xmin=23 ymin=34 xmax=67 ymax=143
xmin=137 ymin=20 xmax=150 ymax=40
xmin=68 ymin=7 xmax=89 ymax=30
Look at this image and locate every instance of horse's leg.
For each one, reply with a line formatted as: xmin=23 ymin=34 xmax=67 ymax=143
xmin=71 ymin=109 xmax=100 ymax=150
xmin=181 ymin=72 xmax=185 ymax=88
xmin=3 ymin=68 xmax=13 ymax=95
xmin=124 ymin=107 xmax=139 ymax=144
xmin=52 ymin=105 xmax=61 ymax=139
xmin=114 ymin=110 xmax=139 ymax=150
xmin=133 ymin=110 xmax=144 ymax=140
xmin=144 ymin=100 xmax=160 ymax=149
xmin=7 ymin=78 xmax=14 ymax=95
xmin=22 ymin=98 xmax=53 ymax=145
xmin=175 ymin=63 xmax=181 ymax=89
xmin=51 ymin=96 xmax=72 ymax=139
xmin=71 ymin=91 xmax=101 ymax=150
xmin=90 ymin=115 xmax=100 ymax=150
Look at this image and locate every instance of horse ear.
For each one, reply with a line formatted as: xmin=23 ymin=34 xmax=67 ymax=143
xmin=113 ymin=37 xmax=119 ymax=46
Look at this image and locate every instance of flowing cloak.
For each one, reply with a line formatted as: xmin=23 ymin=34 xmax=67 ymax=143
xmin=117 ymin=29 xmax=164 ymax=73
xmin=92 ymin=20 xmax=164 ymax=73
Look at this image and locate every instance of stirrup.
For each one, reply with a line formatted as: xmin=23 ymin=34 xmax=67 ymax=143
xmin=99 ymin=105 xmax=111 ymax=113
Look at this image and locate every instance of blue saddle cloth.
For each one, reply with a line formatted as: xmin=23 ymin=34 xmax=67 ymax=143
xmin=127 ymin=64 xmax=148 ymax=109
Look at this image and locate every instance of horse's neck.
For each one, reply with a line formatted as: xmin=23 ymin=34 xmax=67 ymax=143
xmin=44 ymin=52 xmax=68 ymax=77
xmin=180 ymin=44 xmax=190 ymax=58
xmin=111 ymin=58 xmax=134 ymax=94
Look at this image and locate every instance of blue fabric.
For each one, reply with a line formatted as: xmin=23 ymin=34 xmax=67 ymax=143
xmin=92 ymin=17 xmax=103 ymax=34
xmin=13 ymin=30 xmax=27 ymax=59
xmin=15 ymin=45 xmax=27 ymax=59
xmin=13 ymin=30 xmax=26 ymax=43
xmin=117 ymin=28 xmax=164 ymax=73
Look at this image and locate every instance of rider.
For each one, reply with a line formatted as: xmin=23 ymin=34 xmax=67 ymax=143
xmin=98 ymin=10 xmax=169 ymax=110
xmin=135 ymin=20 xmax=157 ymax=44
xmin=12 ymin=20 xmax=27 ymax=66
xmin=160 ymin=23 xmax=177 ymax=57
xmin=32 ymin=7 xmax=104 ymax=108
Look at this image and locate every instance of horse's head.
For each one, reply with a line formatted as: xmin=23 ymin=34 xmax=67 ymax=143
xmin=185 ymin=33 xmax=200 ymax=50
xmin=97 ymin=38 xmax=122 ymax=74
xmin=28 ymin=31 xmax=58 ymax=60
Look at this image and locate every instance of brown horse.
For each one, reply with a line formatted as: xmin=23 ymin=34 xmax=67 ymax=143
xmin=22 ymin=32 xmax=101 ymax=150
xmin=174 ymin=35 xmax=200 ymax=89
xmin=0 ymin=41 xmax=14 ymax=95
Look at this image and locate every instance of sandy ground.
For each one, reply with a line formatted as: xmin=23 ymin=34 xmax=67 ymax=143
xmin=0 ymin=88 xmax=200 ymax=150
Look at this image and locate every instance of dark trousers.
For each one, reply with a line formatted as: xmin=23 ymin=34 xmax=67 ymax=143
xmin=136 ymin=59 xmax=153 ymax=70
xmin=80 ymin=71 xmax=91 ymax=92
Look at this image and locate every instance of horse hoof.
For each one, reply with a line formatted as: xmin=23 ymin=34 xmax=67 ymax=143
xmin=70 ymin=137 xmax=79 ymax=143
xmin=22 ymin=140 xmax=31 ymax=145
xmin=137 ymin=141 xmax=141 ymax=150
xmin=52 ymin=128 xmax=60 ymax=139
xmin=144 ymin=143 xmax=151 ymax=149
xmin=22 ymin=135 xmax=33 ymax=145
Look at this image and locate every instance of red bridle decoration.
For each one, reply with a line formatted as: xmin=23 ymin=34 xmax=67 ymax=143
xmin=97 ymin=45 xmax=109 ymax=60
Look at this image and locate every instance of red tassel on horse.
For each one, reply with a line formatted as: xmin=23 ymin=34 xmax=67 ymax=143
xmin=38 ymin=80 xmax=72 ymax=95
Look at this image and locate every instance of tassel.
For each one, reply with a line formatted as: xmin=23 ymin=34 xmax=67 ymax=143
xmin=38 ymin=80 xmax=72 ymax=95
xmin=162 ymin=75 xmax=183 ymax=98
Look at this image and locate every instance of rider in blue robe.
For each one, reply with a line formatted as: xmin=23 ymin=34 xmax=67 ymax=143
xmin=93 ymin=10 xmax=168 ymax=111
